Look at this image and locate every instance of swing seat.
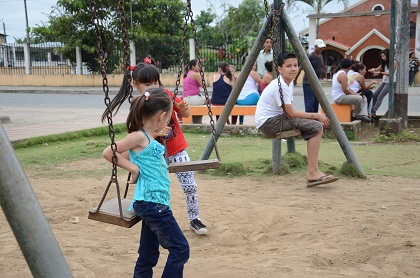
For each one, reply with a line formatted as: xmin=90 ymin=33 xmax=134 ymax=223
xmin=88 ymin=198 xmax=141 ymax=228
xmin=276 ymin=129 xmax=301 ymax=140
xmin=168 ymin=159 xmax=220 ymax=173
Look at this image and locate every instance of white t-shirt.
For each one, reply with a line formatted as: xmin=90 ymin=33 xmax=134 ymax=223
xmin=331 ymin=70 xmax=346 ymax=101
xmin=255 ymin=76 xmax=294 ymax=129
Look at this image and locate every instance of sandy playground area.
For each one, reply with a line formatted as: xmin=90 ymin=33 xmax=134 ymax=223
xmin=0 ymin=158 xmax=419 ymax=278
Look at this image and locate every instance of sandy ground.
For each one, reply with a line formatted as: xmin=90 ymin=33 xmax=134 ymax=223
xmin=1 ymin=158 xmax=419 ymax=278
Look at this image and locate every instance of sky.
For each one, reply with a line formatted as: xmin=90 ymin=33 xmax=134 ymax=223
xmin=0 ymin=0 xmax=414 ymax=43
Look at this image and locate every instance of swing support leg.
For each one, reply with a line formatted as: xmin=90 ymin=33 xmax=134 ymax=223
xmin=0 ymin=125 xmax=73 ymax=277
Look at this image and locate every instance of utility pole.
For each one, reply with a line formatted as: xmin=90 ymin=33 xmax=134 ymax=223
xmin=23 ymin=0 xmax=30 ymax=45
xmin=2 ymin=21 xmax=7 ymax=43
xmin=23 ymin=0 xmax=31 ymax=74
xmin=395 ymin=0 xmax=410 ymax=128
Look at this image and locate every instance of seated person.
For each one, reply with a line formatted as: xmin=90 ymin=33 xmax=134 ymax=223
xmin=237 ymin=63 xmax=262 ymax=124
xmin=331 ymin=59 xmax=371 ymax=123
xmin=348 ymin=62 xmax=378 ymax=117
xmin=260 ymin=61 xmax=274 ymax=93
xmin=211 ymin=61 xmax=238 ymax=124
xmin=256 ymin=52 xmax=338 ymax=188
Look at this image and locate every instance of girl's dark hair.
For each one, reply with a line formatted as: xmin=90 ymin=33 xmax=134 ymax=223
xmin=277 ymin=52 xmax=296 ymax=67
xmin=126 ymin=88 xmax=172 ymax=133
xmin=333 ymin=58 xmax=353 ymax=73
xmin=264 ymin=61 xmax=273 ymax=72
xmin=101 ymin=63 xmax=162 ymax=122
xmin=380 ymin=49 xmax=390 ymax=68
xmin=218 ymin=61 xmax=232 ymax=80
xmin=184 ymin=59 xmax=198 ymax=78
xmin=351 ymin=62 xmax=366 ymax=72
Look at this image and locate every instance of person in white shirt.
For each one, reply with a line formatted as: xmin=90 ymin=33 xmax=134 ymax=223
xmin=256 ymin=37 xmax=273 ymax=94
xmin=256 ymin=52 xmax=338 ymax=188
xmin=331 ymin=58 xmax=371 ymax=123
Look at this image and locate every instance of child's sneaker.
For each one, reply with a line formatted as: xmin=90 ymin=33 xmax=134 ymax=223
xmin=190 ymin=218 xmax=208 ymax=235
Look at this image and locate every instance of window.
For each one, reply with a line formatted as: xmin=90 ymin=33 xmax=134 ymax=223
xmin=372 ymin=4 xmax=384 ymax=11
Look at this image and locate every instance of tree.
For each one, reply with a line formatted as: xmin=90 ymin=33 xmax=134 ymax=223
xmin=31 ymin=0 xmax=184 ymax=73
xmin=286 ymin=0 xmax=349 ymax=37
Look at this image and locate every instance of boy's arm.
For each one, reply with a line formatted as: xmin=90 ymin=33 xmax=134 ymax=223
xmin=284 ymin=104 xmax=330 ymax=128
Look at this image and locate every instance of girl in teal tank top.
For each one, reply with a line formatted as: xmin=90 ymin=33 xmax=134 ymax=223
xmin=102 ymin=88 xmax=189 ymax=277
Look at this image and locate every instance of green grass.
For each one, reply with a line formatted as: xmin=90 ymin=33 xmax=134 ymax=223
xmin=11 ymin=127 xmax=420 ymax=180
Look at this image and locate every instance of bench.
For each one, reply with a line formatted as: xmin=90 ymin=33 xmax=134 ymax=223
xmin=321 ymin=104 xmax=354 ymax=122
xmin=183 ymin=105 xmax=257 ymax=124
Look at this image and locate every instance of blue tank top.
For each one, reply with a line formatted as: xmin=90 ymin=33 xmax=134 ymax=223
xmin=211 ymin=74 xmax=232 ymax=105
xmin=128 ymin=130 xmax=171 ymax=209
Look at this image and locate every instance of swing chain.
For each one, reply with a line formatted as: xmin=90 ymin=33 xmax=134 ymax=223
xmin=272 ymin=4 xmax=300 ymax=135
xmin=187 ymin=0 xmax=217 ymax=137
xmin=118 ymin=0 xmax=133 ymax=103
xmin=172 ymin=0 xmax=220 ymax=160
xmin=263 ymin=0 xmax=273 ymax=39
xmin=90 ymin=0 xmax=118 ymax=180
xmin=173 ymin=2 xmax=190 ymax=98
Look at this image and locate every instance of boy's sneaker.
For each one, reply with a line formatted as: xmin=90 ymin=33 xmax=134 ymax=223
xmin=190 ymin=218 xmax=208 ymax=235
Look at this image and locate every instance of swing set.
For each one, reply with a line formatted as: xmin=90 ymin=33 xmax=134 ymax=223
xmin=88 ymin=0 xmax=364 ymax=228
xmin=88 ymin=0 xmax=221 ymax=228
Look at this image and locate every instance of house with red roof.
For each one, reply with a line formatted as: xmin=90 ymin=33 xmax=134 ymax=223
xmin=301 ymin=0 xmax=418 ymax=79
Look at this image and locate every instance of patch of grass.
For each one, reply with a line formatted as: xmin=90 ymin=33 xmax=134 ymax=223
xmin=373 ymin=128 xmax=420 ymax=143
xmin=209 ymin=162 xmax=247 ymax=177
xmin=339 ymin=161 xmax=366 ymax=178
xmin=13 ymin=124 xmax=127 ymax=149
xmin=11 ymin=127 xmax=420 ymax=180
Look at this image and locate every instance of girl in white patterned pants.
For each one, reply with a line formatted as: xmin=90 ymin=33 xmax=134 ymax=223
xmin=168 ymin=149 xmax=200 ymax=221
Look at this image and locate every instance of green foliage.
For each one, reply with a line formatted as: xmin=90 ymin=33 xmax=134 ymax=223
xmin=373 ymin=129 xmax=420 ymax=143
xmin=31 ymin=0 xmax=184 ymax=73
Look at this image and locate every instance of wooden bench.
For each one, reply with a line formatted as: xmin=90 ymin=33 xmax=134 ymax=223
xmin=183 ymin=105 xmax=257 ymax=124
xmin=321 ymin=103 xmax=354 ymax=122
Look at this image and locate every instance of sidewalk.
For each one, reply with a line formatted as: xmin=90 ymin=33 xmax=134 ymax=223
xmin=1 ymin=85 xmax=420 ymax=142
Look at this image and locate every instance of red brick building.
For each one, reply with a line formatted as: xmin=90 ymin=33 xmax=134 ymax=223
xmin=302 ymin=0 xmax=418 ymax=79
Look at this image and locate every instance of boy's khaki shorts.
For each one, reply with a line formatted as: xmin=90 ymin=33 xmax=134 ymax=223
xmin=258 ymin=113 xmax=323 ymax=140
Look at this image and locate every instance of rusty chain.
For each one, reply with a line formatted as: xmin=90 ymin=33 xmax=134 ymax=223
xmin=173 ymin=0 xmax=220 ymax=160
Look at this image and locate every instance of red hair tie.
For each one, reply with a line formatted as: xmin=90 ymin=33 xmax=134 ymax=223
xmin=144 ymin=57 xmax=152 ymax=64
xmin=226 ymin=65 xmax=229 ymax=69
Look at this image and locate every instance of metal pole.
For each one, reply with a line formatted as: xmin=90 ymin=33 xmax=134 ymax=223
xmin=23 ymin=0 xmax=31 ymax=74
xmin=280 ymin=7 xmax=365 ymax=176
xmin=0 ymin=125 xmax=73 ymax=277
xmin=200 ymin=7 xmax=272 ymax=160
xmin=394 ymin=0 xmax=410 ymax=127
xmin=387 ymin=0 xmax=396 ymax=118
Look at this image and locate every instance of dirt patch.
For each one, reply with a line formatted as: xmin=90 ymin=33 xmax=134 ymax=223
xmin=1 ymin=168 xmax=419 ymax=277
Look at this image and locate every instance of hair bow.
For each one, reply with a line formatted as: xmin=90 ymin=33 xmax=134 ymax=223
xmin=144 ymin=57 xmax=152 ymax=64
xmin=144 ymin=92 xmax=150 ymax=100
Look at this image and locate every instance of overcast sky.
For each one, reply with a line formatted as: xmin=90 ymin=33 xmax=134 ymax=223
xmin=0 ymin=0 xmax=413 ymax=43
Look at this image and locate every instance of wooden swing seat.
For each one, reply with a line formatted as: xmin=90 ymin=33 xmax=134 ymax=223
xmin=168 ymin=159 xmax=220 ymax=173
xmin=88 ymin=198 xmax=141 ymax=228
xmin=276 ymin=129 xmax=301 ymax=140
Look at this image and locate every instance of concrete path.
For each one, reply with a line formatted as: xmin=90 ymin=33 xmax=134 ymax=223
xmin=1 ymin=85 xmax=420 ymax=142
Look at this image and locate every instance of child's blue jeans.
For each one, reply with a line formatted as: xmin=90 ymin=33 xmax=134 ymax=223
xmin=133 ymin=201 xmax=189 ymax=278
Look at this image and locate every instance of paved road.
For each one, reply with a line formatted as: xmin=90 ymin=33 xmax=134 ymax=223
xmin=1 ymin=86 xmax=420 ymax=142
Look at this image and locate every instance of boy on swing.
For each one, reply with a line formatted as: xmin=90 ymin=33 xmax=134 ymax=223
xmin=255 ymin=52 xmax=338 ymax=187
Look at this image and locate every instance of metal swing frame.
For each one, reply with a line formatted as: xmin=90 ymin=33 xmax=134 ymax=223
xmin=164 ymin=0 xmax=221 ymax=173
